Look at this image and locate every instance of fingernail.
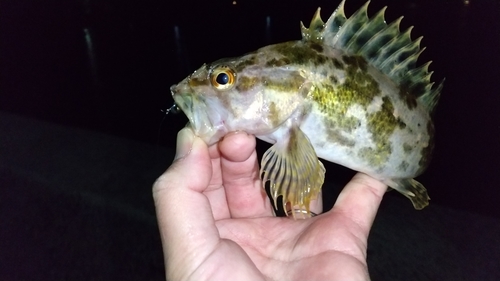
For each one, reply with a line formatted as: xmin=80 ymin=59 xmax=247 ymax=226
xmin=174 ymin=128 xmax=195 ymax=161
xmin=221 ymin=130 xmax=249 ymax=142
xmin=228 ymin=130 xmax=249 ymax=136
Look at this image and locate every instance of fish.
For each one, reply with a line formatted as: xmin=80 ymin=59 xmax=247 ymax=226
xmin=170 ymin=0 xmax=444 ymax=217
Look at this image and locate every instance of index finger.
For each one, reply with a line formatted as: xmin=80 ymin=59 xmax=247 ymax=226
xmin=219 ymin=132 xmax=274 ymax=218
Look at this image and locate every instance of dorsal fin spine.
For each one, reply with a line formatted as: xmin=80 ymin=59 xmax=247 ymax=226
xmin=301 ymin=1 xmax=443 ymax=112
xmin=358 ymin=17 xmax=403 ymax=62
xmin=346 ymin=5 xmax=386 ymax=53
xmin=333 ymin=1 xmax=371 ymax=49
xmin=323 ymin=0 xmax=347 ymax=45
xmin=387 ymin=38 xmax=423 ymax=77
xmin=418 ymin=79 xmax=444 ymax=114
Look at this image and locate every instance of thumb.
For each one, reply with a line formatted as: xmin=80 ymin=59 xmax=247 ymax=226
xmin=153 ymin=128 xmax=220 ymax=279
xmin=154 ymin=126 xmax=213 ymax=199
xmin=173 ymin=127 xmax=195 ymax=161
xmin=154 ymin=127 xmax=211 ymax=193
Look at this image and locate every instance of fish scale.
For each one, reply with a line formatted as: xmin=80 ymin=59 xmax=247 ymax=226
xmin=170 ymin=1 xmax=443 ymax=218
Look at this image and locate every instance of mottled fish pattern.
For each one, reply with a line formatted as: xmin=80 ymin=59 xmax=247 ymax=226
xmin=171 ymin=0 xmax=443 ymax=218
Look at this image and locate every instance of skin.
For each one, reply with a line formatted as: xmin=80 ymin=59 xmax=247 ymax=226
xmin=153 ymin=128 xmax=388 ymax=281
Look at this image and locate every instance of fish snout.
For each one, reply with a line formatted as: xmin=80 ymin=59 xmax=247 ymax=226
xmin=169 ymin=84 xmax=177 ymax=96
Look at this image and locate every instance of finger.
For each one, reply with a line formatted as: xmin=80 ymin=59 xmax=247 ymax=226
xmin=219 ymin=132 xmax=274 ymax=218
xmin=330 ymin=173 xmax=388 ymax=236
xmin=152 ymin=128 xmax=220 ymax=273
xmin=197 ymin=143 xmax=234 ymax=221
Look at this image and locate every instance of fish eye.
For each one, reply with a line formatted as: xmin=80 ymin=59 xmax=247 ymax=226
xmin=216 ymin=73 xmax=229 ymax=85
xmin=210 ymin=66 xmax=236 ymax=90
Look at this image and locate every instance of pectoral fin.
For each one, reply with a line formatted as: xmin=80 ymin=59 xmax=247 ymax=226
xmin=260 ymin=126 xmax=325 ymax=218
xmin=385 ymin=178 xmax=430 ymax=209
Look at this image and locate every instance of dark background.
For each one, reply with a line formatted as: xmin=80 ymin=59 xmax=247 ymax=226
xmin=1 ymin=0 xmax=500 ymax=279
xmin=2 ymin=0 xmax=499 ymax=217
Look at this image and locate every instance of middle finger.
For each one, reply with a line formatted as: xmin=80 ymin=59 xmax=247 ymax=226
xmin=219 ymin=132 xmax=275 ymax=218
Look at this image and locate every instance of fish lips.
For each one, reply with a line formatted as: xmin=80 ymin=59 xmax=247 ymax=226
xmin=170 ymin=84 xmax=227 ymax=145
xmin=170 ymin=84 xmax=194 ymax=119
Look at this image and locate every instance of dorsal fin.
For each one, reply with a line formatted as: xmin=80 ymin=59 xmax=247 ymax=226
xmin=300 ymin=0 xmax=443 ymax=113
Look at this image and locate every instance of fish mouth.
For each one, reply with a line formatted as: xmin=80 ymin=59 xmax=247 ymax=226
xmin=170 ymin=84 xmax=227 ymax=145
xmin=170 ymin=85 xmax=194 ymax=121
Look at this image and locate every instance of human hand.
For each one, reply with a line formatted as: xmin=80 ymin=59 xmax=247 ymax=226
xmin=153 ymin=127 xmax=388 ymax=281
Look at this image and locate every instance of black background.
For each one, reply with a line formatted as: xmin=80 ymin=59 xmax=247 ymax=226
xmin=1 ymin=0 xmax=499 ymax=219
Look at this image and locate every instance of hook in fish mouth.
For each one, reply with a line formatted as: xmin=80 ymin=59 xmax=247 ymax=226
xmin=162 ymin=103 xmax=181 ymax=115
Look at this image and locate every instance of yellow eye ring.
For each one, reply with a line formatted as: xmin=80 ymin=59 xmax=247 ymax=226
xmin=210 ymin=66 xmax=236 ymax=90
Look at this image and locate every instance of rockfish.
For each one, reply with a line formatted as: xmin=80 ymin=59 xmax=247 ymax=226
xmin=170 ymin=0 xmax=443 ymax=217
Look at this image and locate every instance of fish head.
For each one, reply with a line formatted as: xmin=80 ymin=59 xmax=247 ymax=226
xmin=170 ymin=63 xmax=228 ymax=145
xmin=171 ymin=48 xmax=310 ymax=145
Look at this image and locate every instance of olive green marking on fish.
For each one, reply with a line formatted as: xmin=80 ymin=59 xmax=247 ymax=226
xmin=332 ymin=58 xmax=344 ymax=70
xmin=233 ymin=55 xmax=258 ymax=72
xmin=417 ymin=120 xmax=435 ymax=174
xmin=342 ymin=55 xmax=368 ymax=73
xmin=340 ymin=56 xmax=380 ymax=103
xmin=397 ymin=118 xmax=407 ymax=129
xmin=312 ymin=83 xmax=362 ymax=133
xmin=272 ymin=42 xmax=328 ymax=66
xmin=311 ymin=53 xmax=381 ymax=147
xmin=399 ymin=86 xmax=418 ymax=110
xmin=267 ymin=102 xmax=282 ymax=127
xmin=329 ymin=75 xmax=338 ymax=84
xmin=359 ymin=96 xmax=399 ymax=167
xmin=311 ymin=54 xmax=381 ymax=128
xmin=188 ymin=77 xmax=209 ymax=88
xmin=236 ymin=76 xmax=260 ymax=92
xmin=398 ymin=161 xmax=409 ymax=172
xmin=324 ymin=124 xmax=356 ymax=147
xmin=309 ymin=42 xmax=324 ymax=53
xmin=403 ymin=143 xmax=413 ymax=154
xmin=264 ymin=71 xmax=306 ymax=93
xmin=265 ymin=57 xmax=292 ymax=67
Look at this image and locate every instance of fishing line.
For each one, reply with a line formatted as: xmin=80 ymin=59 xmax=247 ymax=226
xmin=156 ymin=103 xmax=180 ymax=146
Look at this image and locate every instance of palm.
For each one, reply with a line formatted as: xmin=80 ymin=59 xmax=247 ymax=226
xmin=212 ymin=216 xmax=369 ymax=280
xmin=154 ymin=130 xmax=385 ymax=281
